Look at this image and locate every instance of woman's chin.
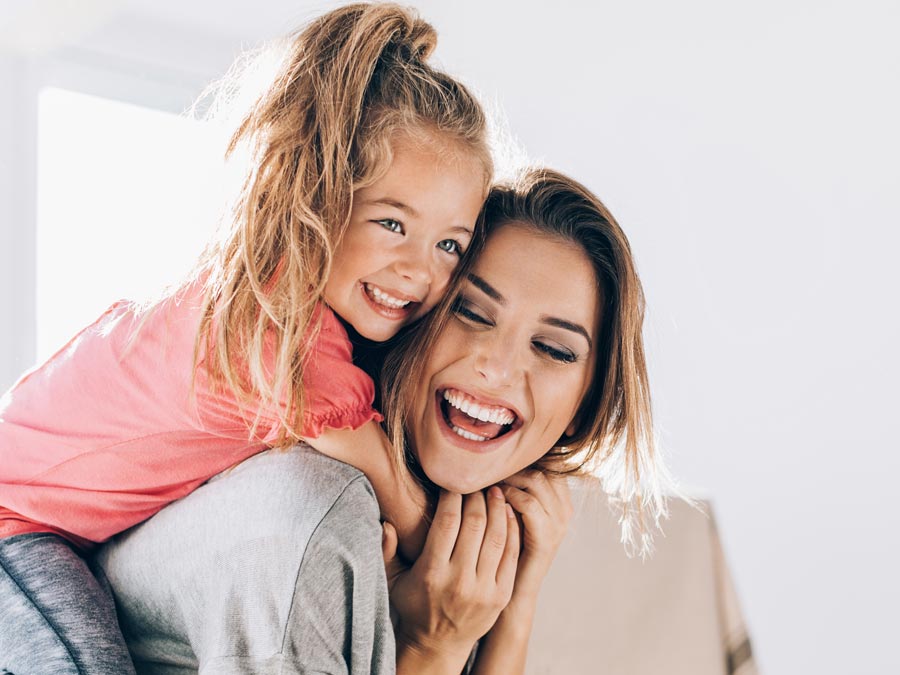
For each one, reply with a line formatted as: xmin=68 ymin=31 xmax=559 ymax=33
xmin=422 ymin=464 xmax=490 ymax=495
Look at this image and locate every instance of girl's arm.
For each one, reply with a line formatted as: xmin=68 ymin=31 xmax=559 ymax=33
xmin=469 ymin=470 xmax=574 ymax=675
xmin=381 ymin=489 xmax=521 ymax=675
xmin=304 ymin=420 xmax=429 ymax=561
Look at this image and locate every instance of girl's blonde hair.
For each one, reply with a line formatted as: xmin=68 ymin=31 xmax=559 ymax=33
xmin=383 ymin=168 xmax=668 ymax=553
xmin=193 ymin=3 xmax=492 ymax=446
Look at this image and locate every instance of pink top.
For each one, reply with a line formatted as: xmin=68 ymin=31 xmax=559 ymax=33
xmin=0 ymin=280 xmax=381 ymax=549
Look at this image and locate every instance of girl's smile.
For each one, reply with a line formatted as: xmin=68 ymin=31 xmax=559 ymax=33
xmin=324 ymin=138 xmax=486 ymax=342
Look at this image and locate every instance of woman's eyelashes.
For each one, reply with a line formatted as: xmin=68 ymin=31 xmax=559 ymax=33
xmin=451 ymin=295 xmax=581 ymax=364
xmin=532 ymin=340 xmax=578 ymax=364
xmin=451 ymin=296 xmax=491 ymax=326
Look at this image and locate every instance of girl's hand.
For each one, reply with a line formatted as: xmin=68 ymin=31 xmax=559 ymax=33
xmin=465 ymin=472 xmax=573 ymax=675
xmin=382 ymin=488 xmax=520 ymax=670
xmin=499 ymin=470 xmax=573 ymax=607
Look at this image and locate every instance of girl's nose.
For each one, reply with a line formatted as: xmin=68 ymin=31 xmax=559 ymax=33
xmin=393 ymin=247 xmax=433 ymax=287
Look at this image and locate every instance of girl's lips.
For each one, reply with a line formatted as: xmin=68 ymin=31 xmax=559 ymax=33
xmin=432 ymin=389 xmax=522 ymax=454
xmin=359 ymin=282 xmax=418 ymax=320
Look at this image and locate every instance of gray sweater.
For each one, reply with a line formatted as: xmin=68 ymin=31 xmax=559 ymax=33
xmin=94 ymin=445 xmax=395 ymax=674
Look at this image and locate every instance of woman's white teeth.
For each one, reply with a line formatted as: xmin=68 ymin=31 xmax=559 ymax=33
xmin=451 ymin=425 xmax=489 ymax=442
xmin=365 ymin=284 xmax=410 ymax=309
xmin=443 ymin=390 xmax=515 ymax=425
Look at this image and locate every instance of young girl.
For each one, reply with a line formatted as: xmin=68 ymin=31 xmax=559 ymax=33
xmin=0 ymin=3 xmax=490 ymax=672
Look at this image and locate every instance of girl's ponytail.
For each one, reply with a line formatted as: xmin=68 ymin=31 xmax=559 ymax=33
xmin=196 ymin=4 xmax=491 ymax=447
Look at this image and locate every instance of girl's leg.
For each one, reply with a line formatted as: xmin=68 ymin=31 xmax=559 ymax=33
xmin=0 ymin=532 xmax=136 ymax=675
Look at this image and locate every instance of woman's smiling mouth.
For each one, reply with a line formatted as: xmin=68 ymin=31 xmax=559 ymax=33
xmin=436 ymin=388 xmax=520 ymax=448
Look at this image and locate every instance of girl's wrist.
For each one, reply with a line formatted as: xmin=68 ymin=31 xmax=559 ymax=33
xmin=501 ymin=593 xmax=538 ymax=625
xmin=508 ymin=564 xmax=551 ymax=606
xmin=396 ymin=627 xmax=474 ymax=673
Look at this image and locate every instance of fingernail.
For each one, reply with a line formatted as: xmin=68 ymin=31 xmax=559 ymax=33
xmin=489 ymin=485 xmax=503 ymax=500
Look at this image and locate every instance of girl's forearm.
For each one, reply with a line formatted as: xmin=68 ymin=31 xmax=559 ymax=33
xmin=366 ymin=454 xmax=429 ymax=560
xmin=304 ymin=421 xmax=428 ymax=559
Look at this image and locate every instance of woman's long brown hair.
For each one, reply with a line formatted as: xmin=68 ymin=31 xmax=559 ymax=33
xmin=382 ymin=168 xmax=670 ymax=554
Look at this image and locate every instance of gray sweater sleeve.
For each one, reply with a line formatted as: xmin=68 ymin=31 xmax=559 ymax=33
xmin=95 ymin=446 xmax=395 ymax=675
xmin=280 ymin=474 xmax=396 ymax=675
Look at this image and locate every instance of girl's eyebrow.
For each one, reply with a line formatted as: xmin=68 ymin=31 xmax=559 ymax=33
xmin=365 ymin=198 xmax=420 ymax=217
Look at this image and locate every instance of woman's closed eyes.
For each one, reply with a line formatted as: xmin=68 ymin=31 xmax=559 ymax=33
xmin=451 ymin=295 xmax=491 ymax=326
xmin=451 ymin=295 xmax=580 ymax=364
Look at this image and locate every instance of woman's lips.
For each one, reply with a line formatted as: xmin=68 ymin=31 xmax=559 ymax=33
xmin=445 ymin=404 xmax=504 ymax=440
xmin=433 ymin=389 xmax=521 ymax=454
xmin=359 ymin=282 xmax=418 ymax=320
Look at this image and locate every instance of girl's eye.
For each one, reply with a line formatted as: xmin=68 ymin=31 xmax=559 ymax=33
xmin=451 ymin=297 xmax=491 ymax=326
xmin=377 ymin=219 xmax=403 ymax=234
xmin=436 ymin=239 xmax=463 ymax=256
xmin=533 ymin=340 xmax=577 ymax=364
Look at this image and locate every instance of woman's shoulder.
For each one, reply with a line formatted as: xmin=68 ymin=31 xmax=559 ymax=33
xmin=222 ymin=443 xmax=381 ymax=524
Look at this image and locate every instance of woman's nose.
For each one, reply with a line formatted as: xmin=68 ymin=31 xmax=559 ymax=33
xmin=473 ymin=334 xmax=520 ymax=387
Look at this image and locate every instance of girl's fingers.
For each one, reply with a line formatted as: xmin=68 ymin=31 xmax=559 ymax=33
xmin=382 ymin=521 xmax=397 ymax=563
xmin=501 ymin=470 xmax=557 ymax=516
xmin=381 ymin=521 xmax=407 ymax=587
xmin=501 ymin=483 xmax=550 ymax=526
xmin=475 ymin=486 xmax=509 ymax=577
xmin=495 ymin=503 xmax=520 ymax=593
xmin=420 ymin=490 xmax=462 ymax=563
xmin=553 ymin=475 xmax=574 ymax=518
xmin=450 ymin=491 xmax=488 ymax=567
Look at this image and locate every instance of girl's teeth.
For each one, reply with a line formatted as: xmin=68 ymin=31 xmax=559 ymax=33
xmin=442 ymin=389 xmax=515 ymax=426
xmin=366 ymin=284 xmax=411 ymax=309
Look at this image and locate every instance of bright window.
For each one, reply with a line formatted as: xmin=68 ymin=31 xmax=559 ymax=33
xmin=36 ymin=87 xmax=225 ymax=361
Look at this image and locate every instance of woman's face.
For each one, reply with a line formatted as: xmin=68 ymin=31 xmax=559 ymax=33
xmin=408 ymin=222 xmax=602 ymax=494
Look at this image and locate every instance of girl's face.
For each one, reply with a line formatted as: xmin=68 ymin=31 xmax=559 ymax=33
xmin=408 ymin=222 xmax=602 ymax=494
xmin=325 ymin=139 xmax=485 ymax=342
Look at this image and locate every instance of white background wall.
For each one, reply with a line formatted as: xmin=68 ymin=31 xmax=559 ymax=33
xmin=2 ymin=1 xmax=898 ymax=673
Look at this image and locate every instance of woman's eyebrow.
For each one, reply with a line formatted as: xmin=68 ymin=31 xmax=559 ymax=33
xmin=540 ymin=316 xmax=593 ymax=350
xmin=467 ymin=274 xmax=505 ymax=304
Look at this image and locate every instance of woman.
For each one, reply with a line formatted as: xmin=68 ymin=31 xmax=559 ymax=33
xmin=95 ymin=168 xmax=666 ymax=674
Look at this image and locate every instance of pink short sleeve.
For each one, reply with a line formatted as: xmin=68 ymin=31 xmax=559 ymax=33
xmin=262 ymin=305 xmax=382 ymax=442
